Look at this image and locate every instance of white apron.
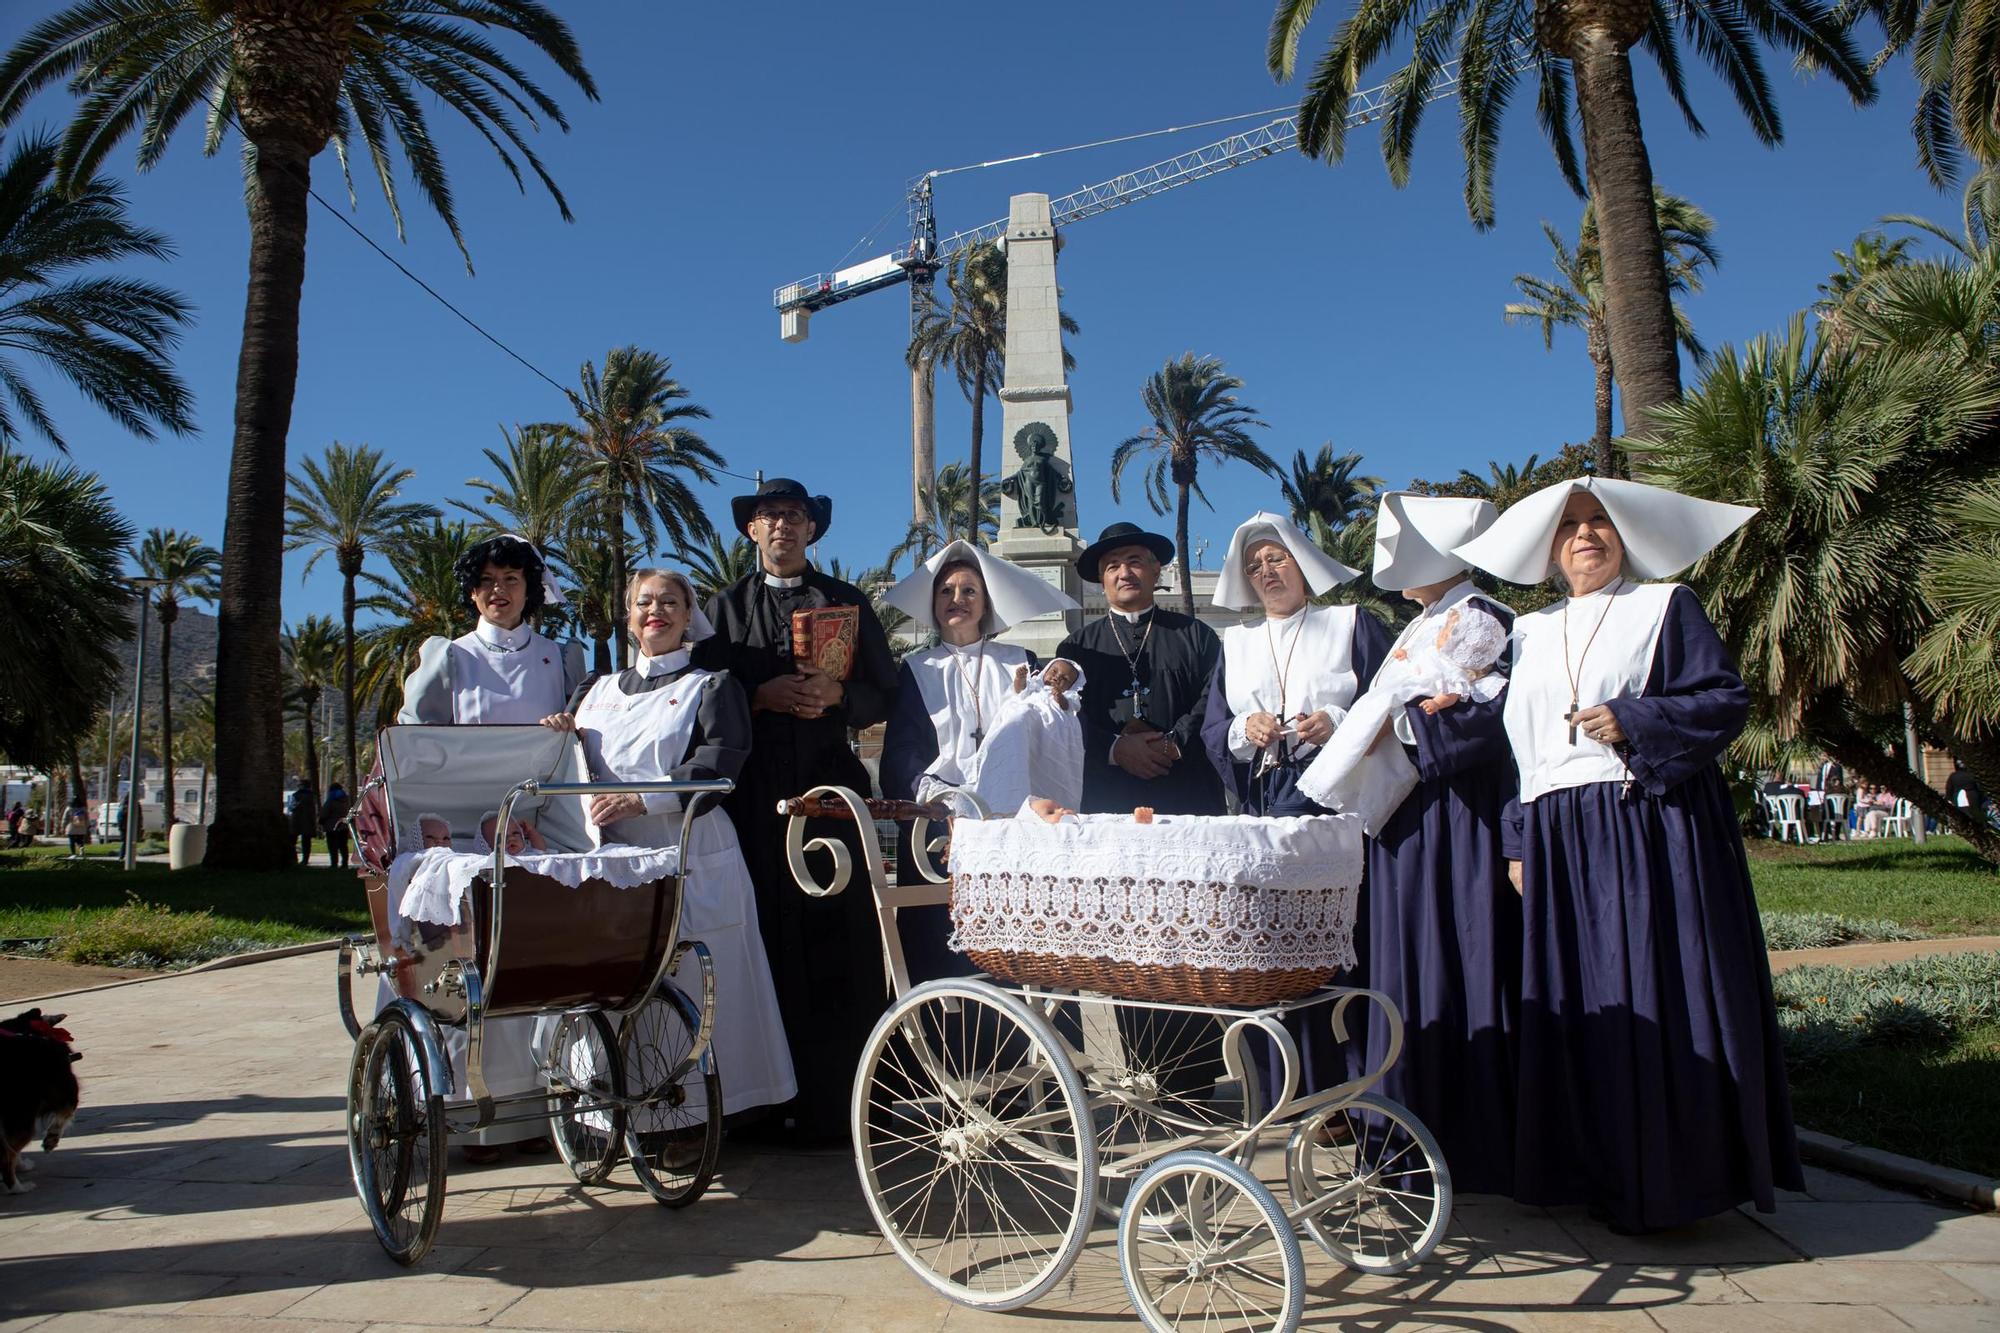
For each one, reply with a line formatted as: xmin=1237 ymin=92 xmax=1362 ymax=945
xmin=1218 ymin=604 xmax=1361 ymax=763
xmin=571 ymin=671 xmax=796 ymax=1118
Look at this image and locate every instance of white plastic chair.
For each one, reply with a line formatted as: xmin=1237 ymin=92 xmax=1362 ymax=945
xmin=1879 ymin=799 xmax=1913 ymax=838
xmin=1819 ymin=793 xmax=1849 ymax=841
xmin=1768 ymin=793 xmax=1808 ymax=844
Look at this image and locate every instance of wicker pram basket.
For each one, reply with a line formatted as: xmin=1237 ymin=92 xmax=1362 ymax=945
xmin=947 ymin=812 xmax=1363 ymax=1005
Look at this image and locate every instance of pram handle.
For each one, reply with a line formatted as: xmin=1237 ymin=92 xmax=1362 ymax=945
xmin=775 ymin=795 xmax=952 ymax=823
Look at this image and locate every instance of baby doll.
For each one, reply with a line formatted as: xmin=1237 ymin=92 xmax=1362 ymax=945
xmin=416 ymin=813 xmax=453 ymax=850
xmin=477 ymin=811 xmax=548 ymax=856
xmin=1390 ymin=604 xmax=1508 ymax=714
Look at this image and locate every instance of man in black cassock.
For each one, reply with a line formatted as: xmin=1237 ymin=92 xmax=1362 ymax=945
xmin=1058 ymin=522 xmax=1226 ymax=817
xmin=696 ymin=477 xmax=899 ymax=1143
xmin=1057 ymin=523 xmax=1227 ymax=1099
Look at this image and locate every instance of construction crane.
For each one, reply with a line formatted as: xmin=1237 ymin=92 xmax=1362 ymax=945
xmin=770 ymin=40 xmax=1538 ymax=518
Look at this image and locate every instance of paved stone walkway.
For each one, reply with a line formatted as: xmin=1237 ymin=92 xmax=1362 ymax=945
xmin=3 ymin=954 xmax=1996 ymax=1332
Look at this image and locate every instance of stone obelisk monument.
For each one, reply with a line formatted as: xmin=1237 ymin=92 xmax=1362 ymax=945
xmin=992 ymin=193 xmax=1083 ymax=660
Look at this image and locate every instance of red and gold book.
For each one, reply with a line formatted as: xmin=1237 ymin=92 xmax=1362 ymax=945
xmin=790 ymin=605 xmax=859 ymax=681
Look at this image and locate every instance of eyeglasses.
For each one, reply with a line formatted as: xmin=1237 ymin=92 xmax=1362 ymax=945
xmin=633 ymin=595 xmax=684 ymax=610
xmin=753 ymin=508 xmax=809 ymax=528
xmin=1245 ymin=553 xmax=1293 ymax=575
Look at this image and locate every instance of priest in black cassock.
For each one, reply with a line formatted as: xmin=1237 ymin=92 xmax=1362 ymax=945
xmin=1058 ymin=522 xmax=1225 ymax=817
xmin=1057 ymin=522 xmax=1227 ymax=1102
xmin=695 ymin=478 xmax=900 ymax=1144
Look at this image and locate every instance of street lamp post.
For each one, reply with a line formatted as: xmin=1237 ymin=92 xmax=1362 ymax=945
xmin=123 ymin=577 xmax=166 ymax=871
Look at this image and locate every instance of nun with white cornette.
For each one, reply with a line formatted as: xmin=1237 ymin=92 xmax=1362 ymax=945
xmin=879 ymin=540 xmax=1080 ymax=983
xmin=1453 ymin=476 xmax=1797 ymax=1233
xmin=1298 ymin=493 xmax=1523 ymax=1197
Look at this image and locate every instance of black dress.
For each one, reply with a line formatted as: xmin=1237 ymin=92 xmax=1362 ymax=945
xmin=697 ymin=569 xmax=900 ymax=1141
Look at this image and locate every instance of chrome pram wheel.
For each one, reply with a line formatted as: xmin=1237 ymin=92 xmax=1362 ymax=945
xmin=621 ymin=981 xmax=721 ymax=1208
xmin=347 ymin=1007 xmax=446 ymax=1265
xmin=854 ymin=980 xmax=1097 ymax=1310
xmin=1285 ymin=1093 xmax=1451 ymax=1273
xmin=545 ymin=1010 xmax=626 ymax=1185
xmin=1118 ymin=1150 xmax=1304 ymax=1333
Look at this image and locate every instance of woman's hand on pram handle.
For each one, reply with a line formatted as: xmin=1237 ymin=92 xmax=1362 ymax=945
xmin=588 ymin=793 xmax=647 ymax=826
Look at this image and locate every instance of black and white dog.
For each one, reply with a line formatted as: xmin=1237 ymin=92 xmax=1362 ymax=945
xmin=0 ymin=1008 xmax=82 ymax=1194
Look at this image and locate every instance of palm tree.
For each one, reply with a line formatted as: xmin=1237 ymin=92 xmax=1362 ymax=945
xmin=1841 ymin=0 xmax=2000 ymax=185
xmin=561 ymin=527 xmax=639 ymax=674
xmin=1109 ymin=354 xmax=1281 ymax=616
xmin=0 ymin=3 xmax=596 ymax=870
xmin=1278 ymin=444 xmax=1380 ymax=532
xmin=0 ymin=131 xmax=194 ymax=452
xmin=1506 ymin=190 xmax=1720 ymax=472
xmin=1640 ymin=309 xmax=2000 ymax=859
xmin=888 ymin=462 xmax=1001 ymax=571
xmin=538 ymin=347 xmax=721 ymax=663
xmin=0 ymin=447 xmax=134 ymax=780
xmin=283 ymin=615 xmax=340 ymax=799
xmin=451 ymin=423 xmax=588 ymax=564
xmin=1882 ymin=167 xmax=2000 ymax=259
xmin=682 ymin=530 xmax=759 ymax=604
xmin=1269 ymin=0 xmax=1871 ymax=436
xmin=1812 ymin=231 xmax=1917 ymax=348
xmin=355 ymin=519 xmax=475 ymax=731
xmin=176 ymin=692 xmax=216 ymax=823
xmin=908 ymin=243 xmax=1079 ymax=541
xmin=134 ymin=528 xmax=219 ymax=825
xmin=286 ymin=442 xmax=436 ymax=792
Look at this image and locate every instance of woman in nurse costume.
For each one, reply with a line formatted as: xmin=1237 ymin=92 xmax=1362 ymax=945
xmin=879 ymin=540 xmax=1079 ymax=982
xmin=395 ymin=533 xmax=585 ymax=1162
xmin=1199 ymin=512 xmax=1391 ymax=817
xmin=1453 ymin=476 xmax=1799 ymax=1232
xmin=547 ymin=568 xmax=796 ymax=1140
xmin=398 ymin=533 xmax=586 ymax=727
xmin=1310 ymin=493 xmax=1522 ymax=1196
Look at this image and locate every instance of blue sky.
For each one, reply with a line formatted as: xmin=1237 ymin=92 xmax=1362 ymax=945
xmin=4 ymin=1 xmax=1957 ymax=624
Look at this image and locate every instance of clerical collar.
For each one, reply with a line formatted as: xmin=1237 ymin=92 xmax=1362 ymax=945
xmin=473 ymin=620 xmax=534 ymax=653
xmin=636 ymin=646 xmax=692 ymax=678
xmin=1265 ymin=603 xmax=1310 ymax=625
xmin=1108 ymin=604 xmax=1154 ymax=624
xmin=763 ymin=570 xmax=806 ymax=589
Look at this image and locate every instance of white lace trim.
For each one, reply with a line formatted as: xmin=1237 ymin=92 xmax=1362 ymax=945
xmin=946 ymin=814 xmax=1362 ymax=973
xmin=391 ymin=844 xmax=684 ymax=941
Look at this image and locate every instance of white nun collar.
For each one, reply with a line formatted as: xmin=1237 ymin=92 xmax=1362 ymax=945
xmin=1451 ymin=476 xmax=1757 ymax=586
xmin=1213 ymin=511 xmax=1359 ymax=610
xmin=473 ymin=619 xmax=534 ymax=652
xmin=883 ymin=539 xmax=1079 ymax=635
xmin=1374 ymin=493 xmax=1497 ymax=591
xmin=636 ymin=646 xmax=693 ymax=678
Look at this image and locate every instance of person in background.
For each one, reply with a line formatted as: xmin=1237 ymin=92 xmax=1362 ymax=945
xmin=5 ymin=802 xmax=26 ymax=849
xmin=64 ymin=797 xmax=88 ymax=858
xmin=1455 ymin=475 xmax=1797 ymax=1234
xmin=320 ymin=780 xmax=352 ymax=870
xmin=287 ymin=778 xmax=317 ymax=866
xmin=696 ymin=477 xmax=898 ymax=1145
xmin=1945 ymin=760 xmax=1988 ymax=821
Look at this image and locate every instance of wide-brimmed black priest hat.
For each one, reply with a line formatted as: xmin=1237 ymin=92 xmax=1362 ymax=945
xmin=731 ymin=477 xmax=833 ymax=540
xmin=1076 ymin=521 xmax=1175 ymax=584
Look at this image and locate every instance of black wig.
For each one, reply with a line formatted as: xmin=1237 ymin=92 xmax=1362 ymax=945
xmin=454 ymin=535 xmax=547 ymax=618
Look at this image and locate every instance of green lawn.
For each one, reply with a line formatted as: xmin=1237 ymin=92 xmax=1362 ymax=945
xmin=1789 ymin=1020 xmax=2000 ymax=1180
xmin=0 ymin=850 xmax=368 ymax=946
xmin=1748 ymin=839 xmax=2000 ymax=936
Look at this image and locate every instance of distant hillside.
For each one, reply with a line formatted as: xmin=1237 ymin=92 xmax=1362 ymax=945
xmin=111 ymin=604 xmax=219 ymax=702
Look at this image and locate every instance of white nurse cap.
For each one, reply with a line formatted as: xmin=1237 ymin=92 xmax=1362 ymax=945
xmin=1213 ymin=511 xmax=1359 ymax=610
xmin=883 ymin=539 xmax=1079 ymax=635
xmin=1451 ymin=476 xmax=1757 ymax=585
xmin=1372 ymin=492 xmax=1498 ymax=591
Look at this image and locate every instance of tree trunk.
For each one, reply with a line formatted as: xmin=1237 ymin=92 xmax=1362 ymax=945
xmin=158 ymin=604 xmax=177 ymax=826
xmin=911 ymin=359 xmax=936 ymax=527
xmin=1804 ymin=694 xmax=2000 ymax=864
xmin=68 ymin=745 xmax=85 ymax=807
xmin=1571 ymin=31 xmax=1681 ymax=436
xmin=1588 ymin=321 xmax=1616 ymax=474
xmin=967 ymin=363 xmax=986 ymax=545
xmin=300 ymin=695 xmax=318 ymax=822
xmin=591 ymin=632 xmax=612 ymax=675
xmin=341 ymin=568 xmax=358 ymax=790
xmin=206 ymin=138 xmax=313 ymax=869
xmin=1176 ymin=483 xmax=1196 ymax=618
xmin=609 ymin=493 xmax=628 ymax=667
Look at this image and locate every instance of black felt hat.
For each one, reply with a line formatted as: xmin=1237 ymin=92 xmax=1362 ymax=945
xmin=731 ymin=477 xmax=833 ymax=540
xmin=1076 ymin=521 xmax=1175 ymax=584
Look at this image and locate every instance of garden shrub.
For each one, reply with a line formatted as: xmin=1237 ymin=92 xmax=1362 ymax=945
xmin=48 ymin=895 xmax=260 ymax=968
xmin=1760 ymin=910 xmax=1928 ymax=951
xmin=1775 ymin=950 xmax=2000 ymax=1067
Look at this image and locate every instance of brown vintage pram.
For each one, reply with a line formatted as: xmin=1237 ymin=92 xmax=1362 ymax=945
xmin=336 ymin=723 xmax=729 ymax=1264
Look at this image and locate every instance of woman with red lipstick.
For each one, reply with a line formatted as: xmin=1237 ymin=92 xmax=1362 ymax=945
xmin=1455 ymin=477 xmax=1797 ymax=1234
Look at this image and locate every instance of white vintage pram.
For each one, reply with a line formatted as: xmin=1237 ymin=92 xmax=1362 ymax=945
xmin=337 ymin=723 xmax=729 ymax=1264
xmin=781 ymin=785 xmax=1453 ymax=1333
